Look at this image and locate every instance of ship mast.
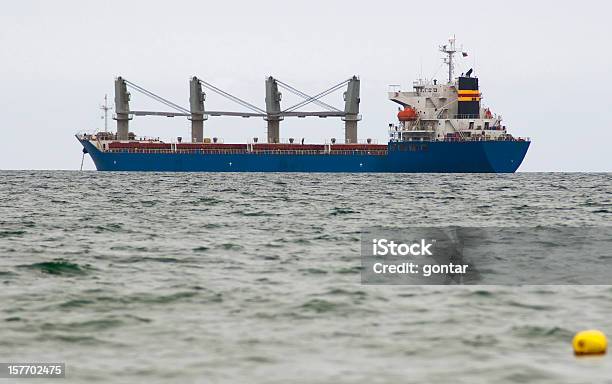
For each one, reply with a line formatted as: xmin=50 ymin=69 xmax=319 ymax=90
xmin=440 ymin=35 xmax=458 ymax=84
xmin=100 ymin=94 xmax=112 ymax=132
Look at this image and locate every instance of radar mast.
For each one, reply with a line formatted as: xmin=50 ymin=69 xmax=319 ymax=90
xmin=439 ymin=35 xmax=467 ymax=84
xmin=100 ymin=94 xmax=112 ymax=132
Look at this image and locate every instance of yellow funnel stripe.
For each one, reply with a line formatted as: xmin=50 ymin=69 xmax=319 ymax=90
xmin=458 ymin=90 xmax=480 ymax=95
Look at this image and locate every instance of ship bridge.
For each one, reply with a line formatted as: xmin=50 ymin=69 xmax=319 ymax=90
xmin=387 ymin=37 xmax=511 ymax=143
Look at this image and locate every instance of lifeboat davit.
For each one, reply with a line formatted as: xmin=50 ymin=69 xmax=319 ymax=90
xmin=398 ymin=107 xmax=418 ymax=121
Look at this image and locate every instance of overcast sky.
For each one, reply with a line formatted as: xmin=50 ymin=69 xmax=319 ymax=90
xmin=1 ymin=0 xmax=610 ymax=171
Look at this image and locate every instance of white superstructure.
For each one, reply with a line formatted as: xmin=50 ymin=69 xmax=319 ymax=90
xmin=388 ymin=37 xmax=510 ymax=142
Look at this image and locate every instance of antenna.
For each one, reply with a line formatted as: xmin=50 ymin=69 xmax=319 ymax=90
xmin=440 ymin=35 xmax=458 ymax=84
xmin=100 ymin=94 xmax=113 ymax=132
xmin=419 ymin=57 xmax=423 ymax=81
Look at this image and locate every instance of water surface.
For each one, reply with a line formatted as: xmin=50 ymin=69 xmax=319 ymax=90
xmin=0 ymin=171 xmax=610 ymax=383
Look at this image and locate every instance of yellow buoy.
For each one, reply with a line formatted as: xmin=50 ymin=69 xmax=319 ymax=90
xmin=573 ymin=330 xmax=607 ymax=356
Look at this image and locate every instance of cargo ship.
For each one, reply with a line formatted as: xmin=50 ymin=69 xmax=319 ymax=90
xmin=77 ymin=37 xmax=530 ymax=172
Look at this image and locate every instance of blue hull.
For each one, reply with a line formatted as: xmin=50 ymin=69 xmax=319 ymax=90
xmin=79 ymin=139 xmax=529 ymax=173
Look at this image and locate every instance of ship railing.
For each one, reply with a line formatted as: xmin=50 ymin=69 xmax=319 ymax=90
xmin=250 ymin=138 xmax=380 ymax=145
xmin=323 ymin=139 xmax=379 ymax=145
xmin=105 ymin=148 xmax=388 ymax=156
xmin=132 ymin=136 xmax=164 ymax=142
xmin=250 ymin=149 xmax=387 ymax=155
xmin=453 ymin=114 xmax=481 ymax=119
xmin=387 ymin=136 xmax=531 ymax=143
xmin=440 ymin=136 xmax=531 ymax=142
xmin=93 ymin=136 xmax=227 ymax=144
xmin=260 ymin=138 xmax=308 ymax=145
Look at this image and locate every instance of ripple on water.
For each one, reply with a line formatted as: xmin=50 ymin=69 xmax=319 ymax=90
xmin=335 ymin=266 xmax=362 ymax=274
xmin=41 ymin=318 xmax=124 ymax=332
xmin=92 ymin=290 xmax=222 ymax=306
xmin=511 ymin=325 xmax=574 ymax=341
xmin=91 ymin=223 xmax=125 ymax=233
xmin=299 ymin=268 xmax=328 ymax=275
xmin=219 ymin=243 xmax=244 ymax=251
xmin=17 ymin=259 xmax=93 ymax=276
xmin=330 ymin=207 xmax=357 ymax=215
xmin=232 ymin=210 xmax=278 ymax=217
xmin=59 ymin=299 xmax=96 ymax=308
xmin=120 ymin=256 xmax=187 ymax=264
xmin=460 ymin=334 xmax=499 ymax=347
xmin=299 ymin=299 xmax=341 ymax=314
xmin=504 ymin=300 xmax=556 ymax=311
xmin=325 ymin=288 xmax=368 ymax=298
xmin=197 ymin=197 xmax=223 ymax=205
xmin=0 ymin=230 xmax=26 ymax=238
xmin=37 ymin=334 xmax=114 ymax=345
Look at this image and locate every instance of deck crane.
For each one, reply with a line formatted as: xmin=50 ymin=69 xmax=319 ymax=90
xmin=114 ymin=75 xmax=361 ymax=143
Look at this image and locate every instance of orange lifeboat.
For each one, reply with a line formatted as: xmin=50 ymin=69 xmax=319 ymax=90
xmin=397 ymin=107 xmax=418 ymax=121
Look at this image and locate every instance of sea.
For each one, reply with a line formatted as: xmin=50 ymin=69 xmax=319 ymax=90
xmin=0 ymin=171 xmax=610 ymax=383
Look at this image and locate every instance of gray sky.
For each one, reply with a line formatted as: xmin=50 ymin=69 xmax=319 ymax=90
xmin=1 ymin=0 xmax=610 ymax=171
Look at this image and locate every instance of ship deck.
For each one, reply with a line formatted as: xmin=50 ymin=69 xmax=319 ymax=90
xmin=100 ymin=142 xmax=389 ymax=155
